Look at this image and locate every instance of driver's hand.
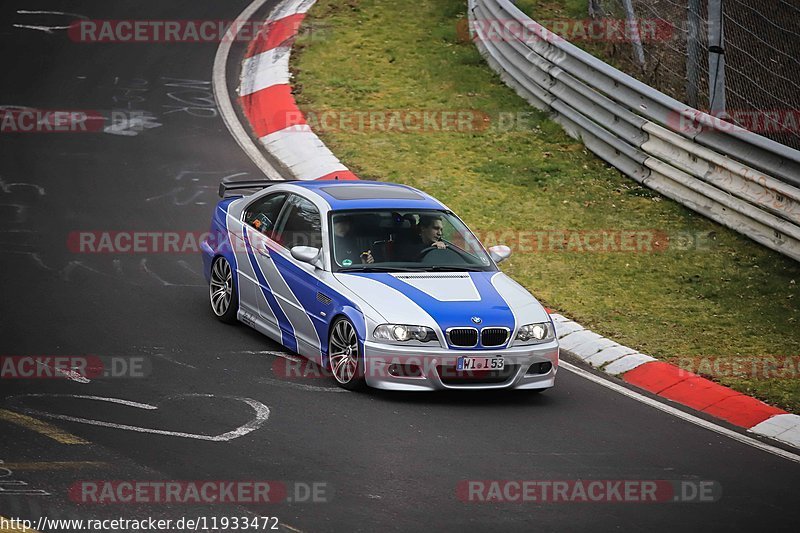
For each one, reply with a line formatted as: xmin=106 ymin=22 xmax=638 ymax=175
xmin=433 ymin=241 xmax=446 ymax=249
xmin=361 ymin=250 xmax=375 ymax=264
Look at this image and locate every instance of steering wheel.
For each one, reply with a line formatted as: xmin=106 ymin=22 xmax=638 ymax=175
xmin=416 ymin=244 xmax=476 ymax=263
xmin=416 ymin=245 xmax=443 ymax=261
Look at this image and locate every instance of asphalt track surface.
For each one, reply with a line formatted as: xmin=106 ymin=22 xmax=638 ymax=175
xmin=0 ymin=1 xmax=799 ymax=532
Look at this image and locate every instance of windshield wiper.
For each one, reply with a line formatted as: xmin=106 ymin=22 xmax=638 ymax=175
xmin=408 ymin=265 xmax=487 ymax=272
xmin=337 ymin=266 xmax=421 ymax=273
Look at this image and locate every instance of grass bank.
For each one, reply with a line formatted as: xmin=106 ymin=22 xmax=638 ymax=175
xmin=291 ymin=0 xmax=800 ymax=411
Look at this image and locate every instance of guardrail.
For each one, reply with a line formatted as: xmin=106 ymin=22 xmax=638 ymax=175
xmin=468 ymin=0 xmax=800 ymax=262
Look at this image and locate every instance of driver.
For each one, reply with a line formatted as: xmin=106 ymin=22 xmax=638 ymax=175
xmin=398 ymin=214 xmax=446 ymax=261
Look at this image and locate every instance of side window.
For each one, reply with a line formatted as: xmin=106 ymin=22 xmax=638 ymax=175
xmin=243 ymin=193 xmax=287 ymax=238
xmin=274 ymin=195 xmax=322 ymax=250
xmin=441 ymin=217 xmax=459 ymax=243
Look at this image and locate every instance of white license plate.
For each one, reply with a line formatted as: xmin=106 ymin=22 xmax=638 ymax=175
xmin=457 ymin=356 xmax=504 ymax=371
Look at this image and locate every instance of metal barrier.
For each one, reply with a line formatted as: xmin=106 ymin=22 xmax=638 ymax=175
xmin=468 ymin=0 xmax=800 ymax=261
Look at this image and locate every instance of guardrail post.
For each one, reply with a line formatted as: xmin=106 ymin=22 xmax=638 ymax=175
xmin=588 ymin=0 xmax=604 ymax=18
xmin=622 ymin=0 xmax=645 ymax=67
xmin=707 ymin=0 xmax=726 ymax=115
xmin=686 ymin=0 xmax=702 ymax=108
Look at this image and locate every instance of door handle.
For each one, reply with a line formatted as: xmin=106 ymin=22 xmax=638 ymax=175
xmin=257 ymin=247 xmax=270 ymax=257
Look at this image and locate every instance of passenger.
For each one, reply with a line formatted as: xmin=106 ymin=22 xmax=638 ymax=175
xmin=332 ymin=216 xmax=374 ymax=266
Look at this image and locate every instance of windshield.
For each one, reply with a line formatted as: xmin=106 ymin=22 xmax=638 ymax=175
xmin=329 ymin=209 xmax=496 ymax=273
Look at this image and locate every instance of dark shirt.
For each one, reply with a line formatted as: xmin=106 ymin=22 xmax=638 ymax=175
xmin=334 ymin=234 xmax=364 ymax=265
xmin=396 ymin=235 xmax=437 ymax=262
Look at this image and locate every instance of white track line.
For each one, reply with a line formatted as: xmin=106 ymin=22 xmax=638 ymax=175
xmin=212 ymin=0 xmax=284 ymax=180
xmin=36 ymin=360 xmax=91 ymax=384
xmin=8 ymin=393 xmax=270 ymax=442
xmin=20 ymin=394 xmax=158 ymax=410
xmin=560 ymin=361 xmax=800 ymax=464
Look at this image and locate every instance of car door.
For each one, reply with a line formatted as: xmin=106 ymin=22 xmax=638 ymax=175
xmin=254 ymin=193 xmax=325 ymax=361
xmin=238 ymin=192 xmax=288 ymax=340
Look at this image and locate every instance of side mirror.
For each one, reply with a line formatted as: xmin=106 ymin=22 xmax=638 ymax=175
xmin=291 ymin=246 xmax=323 ymax=269
xmin=488 ymin=245 xmax=511 ymax=264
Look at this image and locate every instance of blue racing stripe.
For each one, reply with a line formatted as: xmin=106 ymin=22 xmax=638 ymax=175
xmin=269 ymin=251 xmax=329 ymax=349
xmin=243 ymin=227 xmax=298 ymax=353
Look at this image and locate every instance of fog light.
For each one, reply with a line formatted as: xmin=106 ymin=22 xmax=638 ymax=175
xmin=527 ymin=362 xmax=552 ymax=375
xmin=388 ymin=363 xmax=423 ymax=378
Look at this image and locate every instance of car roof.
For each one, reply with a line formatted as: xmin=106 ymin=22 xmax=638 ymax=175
xmin=289 ymin=180 xmax=447 ymax=211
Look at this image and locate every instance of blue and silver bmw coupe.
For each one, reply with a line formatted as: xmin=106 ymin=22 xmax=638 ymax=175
xmin=202 ymin=179 xmax=558 ymax=391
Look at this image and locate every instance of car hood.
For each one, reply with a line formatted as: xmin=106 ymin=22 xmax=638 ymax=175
xmin=332 ymin=271 xmax=549 ymax=333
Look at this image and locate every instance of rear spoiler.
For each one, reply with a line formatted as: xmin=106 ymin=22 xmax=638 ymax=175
xmin=218 ymin=178 xmax=299 ymax=198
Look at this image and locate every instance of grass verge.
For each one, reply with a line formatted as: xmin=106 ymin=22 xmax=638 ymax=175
xmin=291 ymin=0 xmax=800 ymax=411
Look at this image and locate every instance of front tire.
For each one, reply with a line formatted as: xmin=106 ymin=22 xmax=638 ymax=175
xmin=210 ymin=256 xmax=238 ymax=324
xmin=328 ymin=317 xmax=366 ymax=391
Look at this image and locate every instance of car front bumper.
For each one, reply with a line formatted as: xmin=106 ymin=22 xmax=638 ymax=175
xmin=361 ymin=339 xmax=559 ymax=391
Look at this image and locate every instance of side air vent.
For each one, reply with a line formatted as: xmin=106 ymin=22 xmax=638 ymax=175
xmin=316 ymin=292 xmax=332 ymax=305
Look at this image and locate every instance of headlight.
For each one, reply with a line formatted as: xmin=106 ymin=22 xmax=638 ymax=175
xmin=515 ymin=321 xmax=555 ymax=344
xmin=374 ymin=324 xmax=438 ymax=343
